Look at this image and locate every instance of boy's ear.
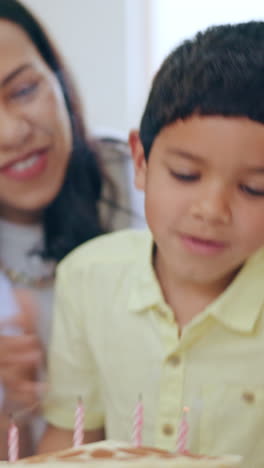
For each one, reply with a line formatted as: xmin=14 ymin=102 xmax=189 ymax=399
xmin=129 ymin=130 xmax=147 ymax=191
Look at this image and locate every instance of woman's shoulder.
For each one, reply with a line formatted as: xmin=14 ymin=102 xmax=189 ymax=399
xmin=96 ymin=135 xmax=146 ymax=230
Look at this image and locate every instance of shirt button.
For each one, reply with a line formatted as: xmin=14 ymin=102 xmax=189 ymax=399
xmin=168 ymin=355 xmax=181 ymax=367
xmin=162 ymin=424 xmax=175 ymax=436
xmin=242 ymin=392 xmax=255 ymax=403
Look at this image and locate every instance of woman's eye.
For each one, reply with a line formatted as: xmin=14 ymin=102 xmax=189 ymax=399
xmin=169 ymin=170 xmax=200 ymax=182
xmin=240 ymin=184 xmax=264 ymax=197
xmin=11 ymin=82 xmax=39 ymax=99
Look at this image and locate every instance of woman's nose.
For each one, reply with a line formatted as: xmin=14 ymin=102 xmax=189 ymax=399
xmin=190 ymin=186 xmax=232 ymax=225
xmin=0 ymin=107 xmax=32 ymax=150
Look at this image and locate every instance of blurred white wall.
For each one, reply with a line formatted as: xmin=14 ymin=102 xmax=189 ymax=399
xmin=21 ymin=0 xmax=264 ymax=137
xmin=22 ymin=0 xmax=150 ymax=136
xmin=149 ymin=0 xmax=264 ymax=75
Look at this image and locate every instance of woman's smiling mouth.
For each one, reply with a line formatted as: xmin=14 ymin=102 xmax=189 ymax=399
xmin=0 ymin=147 xmax=49 ymax=180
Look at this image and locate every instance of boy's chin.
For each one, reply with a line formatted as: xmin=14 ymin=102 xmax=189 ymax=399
xmin=174 ymin=265 xmax=238 ymax=289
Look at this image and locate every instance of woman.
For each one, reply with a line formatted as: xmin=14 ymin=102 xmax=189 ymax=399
xmin=0 ymin=0 xmax=134 ymax=458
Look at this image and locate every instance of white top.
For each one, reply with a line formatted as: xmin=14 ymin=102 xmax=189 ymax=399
xmin=0 ymin=271 xmax=20 ymax=408
xmin=0 ymin=218 xmax=54 ymax=348
xmin=0 ymin=270 xmax=19 ymax=326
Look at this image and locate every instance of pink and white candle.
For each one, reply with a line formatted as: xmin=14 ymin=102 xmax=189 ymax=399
xmin=73 ymin=397 xmax=84 ymax=447
xmin=176 ymin=406 xmax=189 ymax=454
xmin=132 ymin=394 xmax=144 ymax=447
xmin=8 ymin=416 xmax=19 ymax=462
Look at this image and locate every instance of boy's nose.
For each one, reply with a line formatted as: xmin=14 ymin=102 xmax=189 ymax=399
xmin=190 ymin=187 xmax=231 ymax=225
xmin=0 ymin=108 xmax=32 ymax=151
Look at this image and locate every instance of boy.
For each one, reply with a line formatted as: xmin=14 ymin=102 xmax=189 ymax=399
xmin=39 ymin=22 xmax=264 ymax=467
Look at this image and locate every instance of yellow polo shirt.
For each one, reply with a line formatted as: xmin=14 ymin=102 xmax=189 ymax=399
xmin=44 ymin=229 xmax=264 ymax=468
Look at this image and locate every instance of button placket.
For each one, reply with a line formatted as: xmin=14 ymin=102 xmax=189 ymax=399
xmin=155 ymin=322 xmax=185 ymax=449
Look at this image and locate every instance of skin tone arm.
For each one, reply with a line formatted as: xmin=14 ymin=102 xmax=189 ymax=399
xmin=38 ymin=425 xmax=105 ymax=454
xmin=0 ymin=289 xmax=43 ymax=405
xmin=0 ymin=289 xmax=43 ymax=459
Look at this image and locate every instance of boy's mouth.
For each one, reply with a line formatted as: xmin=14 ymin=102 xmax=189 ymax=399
xmin=179 ymin=233 xmax=228 ymax=255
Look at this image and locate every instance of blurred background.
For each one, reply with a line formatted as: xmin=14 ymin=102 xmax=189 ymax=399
xmin=22 ymin=0 xmax=263 ymax=136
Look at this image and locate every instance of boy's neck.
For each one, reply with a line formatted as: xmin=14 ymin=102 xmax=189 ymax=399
xmin=154 ymin=255 xmax=238 ymax=330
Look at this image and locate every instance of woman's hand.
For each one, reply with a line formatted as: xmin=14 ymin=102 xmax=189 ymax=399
xmin=0 ymin=334 xmax=43 ymax=406
xmin=0 ymin=289 xmax=45 ymax=409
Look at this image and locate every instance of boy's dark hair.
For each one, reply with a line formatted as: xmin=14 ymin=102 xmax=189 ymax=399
xmin=0 ymin=0 xmax=116 ymax=261
xmin=140 ymin=21 xmax=264 ymax=159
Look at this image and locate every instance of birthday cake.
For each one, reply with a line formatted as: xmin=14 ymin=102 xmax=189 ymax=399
xmin=1 ymin=440 xmax=242 ymax=468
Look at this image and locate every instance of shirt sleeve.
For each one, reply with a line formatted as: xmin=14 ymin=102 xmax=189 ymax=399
xmin=43 ymin=262 xmax=104 ymax=430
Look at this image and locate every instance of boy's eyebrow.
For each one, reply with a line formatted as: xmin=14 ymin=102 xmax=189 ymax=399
xmin=166 ymin=147 xmax=204 ymax=162
xmin=0 ymin=63 xmax=33 ymax=88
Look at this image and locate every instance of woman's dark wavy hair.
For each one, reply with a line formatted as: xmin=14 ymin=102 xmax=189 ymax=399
xmin=140 ymin=21 xmax=264 ymax=159
xmin=0 ymin=0 xmax=116 ymax=261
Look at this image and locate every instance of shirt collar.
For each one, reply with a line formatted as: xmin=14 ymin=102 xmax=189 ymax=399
xmin=128 ymin=230 xmax=164 ymax=314
xmin=128 ymin=232 xmax=264 ymax=334
xmin=208 ymin=248 xmax=264 ymax=334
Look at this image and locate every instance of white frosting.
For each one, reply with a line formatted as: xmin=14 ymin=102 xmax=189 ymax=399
xmin=2 ymin=440 xmax=242 ymax=468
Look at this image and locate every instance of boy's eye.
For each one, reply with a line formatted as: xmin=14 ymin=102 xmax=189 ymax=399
xmin=169 ymin=170 xmax=200 ymax=182
xmin=240 ymin=184 xmax=264 ymax=197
